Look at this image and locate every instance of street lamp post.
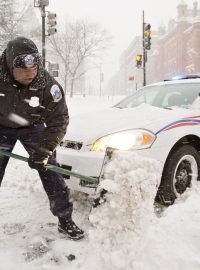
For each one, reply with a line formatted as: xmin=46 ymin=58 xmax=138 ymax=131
xmin=41 ymin=4 xmax=46 ymax=67
xmin=34 ymin=0 xmax=49 ymax=68
xmin=99 ymin=69 xmax=104 ymax=97
xmin=143 ymin=10 xmax=146 ymax=87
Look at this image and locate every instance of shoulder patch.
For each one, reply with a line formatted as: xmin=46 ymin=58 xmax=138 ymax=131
xmin=50 ymin=84 xmax=62 ymax=102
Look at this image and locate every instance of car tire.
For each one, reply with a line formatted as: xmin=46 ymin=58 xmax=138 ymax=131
xmin=155 ymin=144 xmax=200 ymax=206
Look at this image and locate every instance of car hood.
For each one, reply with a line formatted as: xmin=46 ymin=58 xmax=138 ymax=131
xmin=65 ymin=104 xmax=195 ymax=145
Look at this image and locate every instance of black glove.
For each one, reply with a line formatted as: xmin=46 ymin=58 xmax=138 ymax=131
xmin=28 ymin=149 xmax=52 ymax=171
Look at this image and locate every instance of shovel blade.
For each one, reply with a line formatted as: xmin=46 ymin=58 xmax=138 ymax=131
xmin=92 ymin=147 xmax=116 ymax=208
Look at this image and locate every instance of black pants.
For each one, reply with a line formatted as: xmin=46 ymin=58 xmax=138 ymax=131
xmin=0 ymin=121 xmax=72 ymax=219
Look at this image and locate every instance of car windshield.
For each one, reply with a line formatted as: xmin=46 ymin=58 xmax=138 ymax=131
xmin=115 ymin=83 xmax=200 ymax=109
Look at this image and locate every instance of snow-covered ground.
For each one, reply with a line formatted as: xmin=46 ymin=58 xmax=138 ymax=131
xmin=1 ymin=95 xmax=200 ymax=270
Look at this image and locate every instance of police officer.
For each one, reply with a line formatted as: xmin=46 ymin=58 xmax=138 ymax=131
xmin=0 ymin=36 xmax=84 ymax=240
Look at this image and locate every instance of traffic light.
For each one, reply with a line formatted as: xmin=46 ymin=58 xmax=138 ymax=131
xmin=47 ymin=12 xmax=57 ymax=35
xmin=144 ymin=23 xmax=151 ymax=50
xmin=136 ymin=54 xmax=142 ymax=68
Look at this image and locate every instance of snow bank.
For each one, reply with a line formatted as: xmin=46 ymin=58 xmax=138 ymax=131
xmin=88 ymin=151 xmax=161 ymax=269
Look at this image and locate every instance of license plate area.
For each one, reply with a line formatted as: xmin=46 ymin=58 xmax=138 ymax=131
xmin=79 ymin=178 xmax=99 ymax=188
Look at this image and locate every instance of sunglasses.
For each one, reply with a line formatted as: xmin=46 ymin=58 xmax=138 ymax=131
xmin=13 ymin=53 xmax=41 ymax=68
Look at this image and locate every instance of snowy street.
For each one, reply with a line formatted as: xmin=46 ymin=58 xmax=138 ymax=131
xmin=1 ymin=96 xmax=200 ymax=270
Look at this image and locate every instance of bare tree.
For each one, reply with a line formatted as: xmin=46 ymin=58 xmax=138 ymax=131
xmin=0 ymin=0 xmax=32 ymax=51
xmin=0 ymin=0 xmax=41 ymax=54
xmin=48 ymin=19 xmax=112 ymax=97
xmin=19 ymin=3 xmax=41 ymax=43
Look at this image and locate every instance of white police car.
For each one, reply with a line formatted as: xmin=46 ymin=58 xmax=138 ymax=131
xmin=57 ymin=75 xmax=200 ymax=205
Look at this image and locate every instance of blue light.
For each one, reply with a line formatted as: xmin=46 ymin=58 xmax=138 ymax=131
xmin=171 ymin=75 xmax=184 ymax=80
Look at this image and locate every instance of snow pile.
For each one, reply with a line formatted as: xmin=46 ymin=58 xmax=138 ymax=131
xmin=88 ymin=151 xmax=161 ymax=268
xmin=131 ymin=187 xmax=200 ymax=270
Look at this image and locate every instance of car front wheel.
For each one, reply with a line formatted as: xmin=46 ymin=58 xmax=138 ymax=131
xmin=155 ymin=145 xmax=200 ymax=206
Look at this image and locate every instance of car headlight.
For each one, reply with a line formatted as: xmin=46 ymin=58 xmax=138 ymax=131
xmin=90 ymin=129 xmax=156 ymax=152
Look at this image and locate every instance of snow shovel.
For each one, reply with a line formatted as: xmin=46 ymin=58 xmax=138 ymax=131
xmin=0 ymin=149 xmax=99 ymax=185
xmin=0 ymin=148 xmax=114 ymax=207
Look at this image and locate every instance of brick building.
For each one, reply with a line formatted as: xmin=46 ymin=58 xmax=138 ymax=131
xmin=154 ymin=0 xmax=200 ymax=82
xmin=110 ymin=0 xmax=200 ymax=96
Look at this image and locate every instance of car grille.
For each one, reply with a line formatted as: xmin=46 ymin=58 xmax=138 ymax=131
xmin=60 ymin=140 xmax=83 ymax=150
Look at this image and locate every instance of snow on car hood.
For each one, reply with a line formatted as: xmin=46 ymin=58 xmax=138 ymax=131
xmin=65 ymin=104 xmax=193 ymax=144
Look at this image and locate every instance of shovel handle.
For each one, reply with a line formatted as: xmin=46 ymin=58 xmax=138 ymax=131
xmin=0 ymin=149 xmax=98 ymax=184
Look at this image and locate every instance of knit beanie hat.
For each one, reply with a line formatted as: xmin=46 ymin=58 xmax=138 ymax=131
xmin=6 ymin=36 xmax=40 ymax=72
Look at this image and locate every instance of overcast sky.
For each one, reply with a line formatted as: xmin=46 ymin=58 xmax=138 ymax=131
xmin=46 ymin=0 xmax=197 ymax=89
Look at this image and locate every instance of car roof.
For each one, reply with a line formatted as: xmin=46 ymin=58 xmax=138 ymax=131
xmin=144 ymin=78 xmax=200 ymax=88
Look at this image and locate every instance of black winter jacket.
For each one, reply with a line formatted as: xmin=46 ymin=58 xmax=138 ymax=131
xmin=0 ymin=50 xmax=69 ymax=153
